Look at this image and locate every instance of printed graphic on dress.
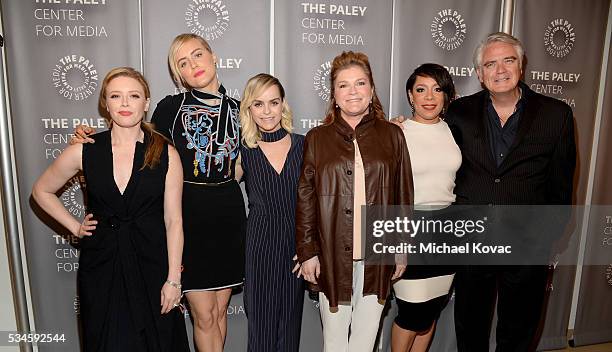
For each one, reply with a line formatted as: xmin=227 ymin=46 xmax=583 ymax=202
xmin=180 ymin=104 xmax=239 ymax=177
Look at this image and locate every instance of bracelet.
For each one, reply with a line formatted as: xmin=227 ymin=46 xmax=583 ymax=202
xmin=165 ymin=279 xmax=182 ymax=290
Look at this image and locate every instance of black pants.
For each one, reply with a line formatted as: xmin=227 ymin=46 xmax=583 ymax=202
xmin=454 ymin=265 xmax=549 ymax=352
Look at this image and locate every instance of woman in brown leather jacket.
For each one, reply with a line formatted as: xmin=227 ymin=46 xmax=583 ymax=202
xmin=296 ymin=51 xmax=414 ymax=352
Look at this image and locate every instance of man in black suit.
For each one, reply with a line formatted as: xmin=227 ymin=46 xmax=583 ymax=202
xmin=447 ymin=32 xmax=576 ymax=351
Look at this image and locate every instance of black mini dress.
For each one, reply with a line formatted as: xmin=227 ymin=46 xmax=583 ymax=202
xmin=151 ymin=86 xmax=246 ymax=291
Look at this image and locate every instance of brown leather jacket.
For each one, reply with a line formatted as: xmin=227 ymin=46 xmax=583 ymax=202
xmin=296 ymin=113 xmax=413 ymax=309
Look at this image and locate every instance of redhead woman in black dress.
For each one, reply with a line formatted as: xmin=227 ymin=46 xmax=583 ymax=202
xmin=34 ymin=67 xmax=189 ymax=352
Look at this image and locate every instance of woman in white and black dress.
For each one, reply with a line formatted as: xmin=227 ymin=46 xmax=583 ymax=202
xmin=391 ymin=63 xmax=461 ymax=352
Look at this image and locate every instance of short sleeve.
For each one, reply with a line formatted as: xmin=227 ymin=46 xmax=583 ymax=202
xmin=150 ymin=95 xmax=180 ymax=140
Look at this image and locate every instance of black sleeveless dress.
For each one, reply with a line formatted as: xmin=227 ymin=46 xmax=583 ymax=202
xmin=151 ymin=86 xmax=246 ymax=291
xmin=80 ymin=130 xmax=189 ymax=352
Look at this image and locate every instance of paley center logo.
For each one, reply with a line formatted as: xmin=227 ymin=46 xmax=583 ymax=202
xmin=544 ymin=18 xmax=575 ymax=58
xmin=431 ymin=8 xmax=467 ymax=51
xmin=51 ymin=54 xmax=98 ymax=101
xmin=74 ymin=295 xmax=80 ymax=315
xmin=61 ymin=176 xmax=85 ymax=219
xmin=313 ymin=60 xmax=332 ymax=102
xmin=185 ymin=0 xmax=230 ymax=41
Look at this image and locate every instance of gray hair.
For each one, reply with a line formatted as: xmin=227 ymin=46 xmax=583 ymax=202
xmin=473 ymin=32 xmax=525 ymax=70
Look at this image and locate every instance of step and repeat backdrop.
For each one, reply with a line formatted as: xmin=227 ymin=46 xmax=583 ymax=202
xmin=1 ymin=0 xmax=611 ymax=351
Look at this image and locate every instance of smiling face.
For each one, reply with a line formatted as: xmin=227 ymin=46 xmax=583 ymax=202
xmin=409 ymin=75 xmax=444 ymax=124
xmin=249 ymin=84 xmax=283 ymax=133
xmin=334 ymin=65 xmax=373 ymax=123
xmin=174 ymin=38 xmax=218 ymax=91
xmin=477 ymin=41 xmax=522 ymax=96
xmin=105 ymin=76 xmax=150 ymax=128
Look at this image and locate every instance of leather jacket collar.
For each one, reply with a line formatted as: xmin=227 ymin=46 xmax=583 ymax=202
xmin=332 ymin=110 xmax=377 ymax=141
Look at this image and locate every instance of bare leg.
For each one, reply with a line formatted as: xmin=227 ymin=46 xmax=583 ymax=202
xmin=410 ymin=321 xmax=436 ymax=352
xmin=391 ymin=322 xmax=417 ymax=352
xmin=215 ymin=288 xmax=232 ymax=346
xmin=186 ymin=291 xmax=223 ymax=352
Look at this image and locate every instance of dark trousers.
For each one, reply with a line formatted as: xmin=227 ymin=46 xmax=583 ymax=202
xmin=454 ymin=265 xmax=549 ymax=352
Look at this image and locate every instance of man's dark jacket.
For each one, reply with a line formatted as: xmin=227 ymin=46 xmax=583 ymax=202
xmin=445 ymin=83 xmax=576 ymax=254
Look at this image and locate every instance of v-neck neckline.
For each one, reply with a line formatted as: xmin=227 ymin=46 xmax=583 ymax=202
xmin=258 ymin=134 xmax=292 ymax=176
xmin=110 ymin=136 xmax=142 ymax=197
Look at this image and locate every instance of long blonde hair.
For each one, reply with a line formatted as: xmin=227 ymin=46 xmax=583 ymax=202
xmin=240 ymin=73 xmax=293 ymax=148
xmin=167 ymin=33 xmax=214 ymax=90
xmin=99 ymin=67 xmax=167 ymax=169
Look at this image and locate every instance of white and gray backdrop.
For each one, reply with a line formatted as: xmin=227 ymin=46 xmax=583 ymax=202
xmin=0 ymin=0 xmax=611 ymax=351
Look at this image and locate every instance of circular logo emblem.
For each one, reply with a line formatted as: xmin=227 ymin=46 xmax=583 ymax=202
xmin=61 ymin=176 xmax=85 ymax=219
xmin=74 ymin=296 xmax=80 ymax=315
xmin=185 ymin=0 xmax=230 ymax=41
xmin=310 ymin=298 xmax=320 ymax=310
xmin=606 ymin=264 xmax=612 ymax=286
xmin=431 ymin=9 xmax=467 ymax=51
xmin=51 ymin=55 xmax=98 ymax=101
xmin=544 ymin=18 xmax=575 ymax=58
xmin=313 ymin=60 xmax=332 ymax=102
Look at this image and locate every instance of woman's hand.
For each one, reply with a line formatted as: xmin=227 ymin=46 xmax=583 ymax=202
xmin=75 ymin=213 xmax=97 ymax=238
xmin=301 ymin=255 xmax=320 ymax=284
xmin=292 ymin=254 xmax=302 ymax=278
xmin=161 ymin=279 xmax=182 ymax=314
xmin=389 ymin=115 xmax=407 ymax=129
xmin=234 ymin=154 xmax=244 ymax=182
xmin=162 ymin=146 xmax=184 ymax=314
xmin=392 ymin=253 xmax=407 ymax=281
xmin=391 ymin=264 xmax=406 ymax=281
xmin=69 ymin=125 xmax=96 ymax=145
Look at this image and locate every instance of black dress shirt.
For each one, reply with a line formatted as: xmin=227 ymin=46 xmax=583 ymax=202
xmin=486 ymin=88 xmax=526 ymax=166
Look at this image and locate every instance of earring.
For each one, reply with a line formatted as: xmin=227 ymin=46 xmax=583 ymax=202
xmin=410 ymin=101 xmax=415 ymax=114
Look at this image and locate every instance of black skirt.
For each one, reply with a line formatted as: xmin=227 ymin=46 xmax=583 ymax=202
xmin=394 ymin=208 xmax=456 ymax=332
xmin=181 ymin=180 xmax=246 ymax=291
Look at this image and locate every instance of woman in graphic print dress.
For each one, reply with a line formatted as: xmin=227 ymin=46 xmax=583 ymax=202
xmin=151 ymin=33 xmax=245 ymax=352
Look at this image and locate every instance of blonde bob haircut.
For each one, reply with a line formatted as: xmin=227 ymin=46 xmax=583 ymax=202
xmin=240 ymin=73 xmax=293 ymax=149
xmin=167 ymin=33 xmax=213 ymax=90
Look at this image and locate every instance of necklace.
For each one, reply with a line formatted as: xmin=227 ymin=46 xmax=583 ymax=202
xmin=261 ymin=128 xmax=287 ymax=142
